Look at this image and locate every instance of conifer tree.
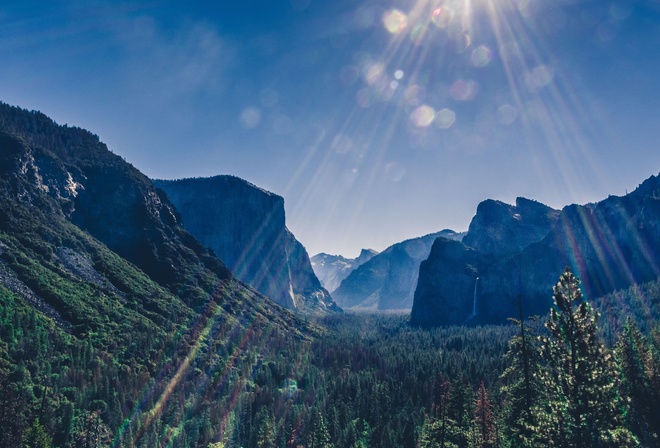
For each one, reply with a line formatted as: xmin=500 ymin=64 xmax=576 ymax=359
xmin=308 ymin=410 xmax=333 ymax=448
xmin=473 ymin=382 xmax=496 ymax=448
xmin=535 ymin=268 xmax=636 ymax=447
xmin=500 ymin=314 xmax=541 ymax=446
xmin=615 ymin=317 xmax=660 ymax=445
xmin=23 ymin=418 xmax=53 ymax=448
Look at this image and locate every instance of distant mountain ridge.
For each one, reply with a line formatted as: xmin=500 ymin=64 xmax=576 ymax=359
xmin=311 ymin=248 xmax=378 ymax=293
xmin=411 ymin=182 xmax=660 ymax=327
xmin=153 ymin=176 xmax=340 ymax=315
xmin=333 ymin=230 xmax=464 ymax=310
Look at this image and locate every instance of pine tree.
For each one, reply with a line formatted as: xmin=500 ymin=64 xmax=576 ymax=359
xmin=500 ymin=313 xmax=542 ymax=447
xmin=615 ymin=317 xmax=660 ymax=445
xmin=535 ymin=268 xmax=636 ymax=447
xmin=23 ymin=418 xmax=53 ymax=448
xmin=473 ymin=383 xmax=496 ymax=448
xmin=308 ymin=410 xmax=333 ymax=448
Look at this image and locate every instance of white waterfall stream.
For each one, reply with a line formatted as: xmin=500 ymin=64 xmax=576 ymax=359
xmin=466 ymin=277 xmax=479 ymax=321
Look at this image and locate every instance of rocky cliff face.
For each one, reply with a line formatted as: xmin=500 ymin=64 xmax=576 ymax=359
xmin=0 ymin=102 xmax=304 ymax=337
xmin=462 ymin=197 xmax=560 ymax=257
xmin=0 ymin=111 xmax=230 ymax=292
xmin=311 ymin=248 xmax=378 ymax=293
xmin=411 ymin=238 xmax=492 ymax=327
xmin=153 ymin=176 xmax=339 ymax=314
xmin=333 ymin=230 xmax=463 ymax=310
xmin=411 ymin=179 xmax=660 ymax=327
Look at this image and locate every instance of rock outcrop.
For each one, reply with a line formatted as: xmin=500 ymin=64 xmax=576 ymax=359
xmin=462 ymin=197 xmax=560 ymax=257
xmin=311 ymin=249 xmax=378 ymax=293
xmin=333 ymin=230 xmax=463 ymax=310
xmin=411 ymin=238 xmax=491 ymax=327
xmin=153 ymin=176 xmax=339 ymax=314
xmin=411 ymin=179 xmax=660 ymax=327
xmin=0 ymin=102 xmax=305 ymax=339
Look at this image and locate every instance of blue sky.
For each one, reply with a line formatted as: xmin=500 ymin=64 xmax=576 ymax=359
xmin=2 ymin=0 xmax=660 ymax=257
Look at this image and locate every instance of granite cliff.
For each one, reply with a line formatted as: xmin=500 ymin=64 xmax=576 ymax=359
xmin=462 ymin=197 xmax=560 ymax=257
xmin=411 ymin=181 xmax=660 ymax=327
xmin=153 ymin=176 xmax=339 ymax=314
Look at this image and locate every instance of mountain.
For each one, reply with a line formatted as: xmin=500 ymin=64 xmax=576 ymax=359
xmin=411 ymin=181 xmax=660 ymax=327
xmin=311 ymin=248 xmax=378 ymax=293
xmin=462 ymin=197 xmax=560 ymax=257
xmin=153 ymin=176 xmax=339 ymax=315
xmin=0 ymin=102 xmax=313 ymax=446
xmin=332 ymin=230 xmax=464 ymax=310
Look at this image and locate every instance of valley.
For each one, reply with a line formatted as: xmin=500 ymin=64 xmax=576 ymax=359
xmin=0 ymin=102 xmax=659 ymax=447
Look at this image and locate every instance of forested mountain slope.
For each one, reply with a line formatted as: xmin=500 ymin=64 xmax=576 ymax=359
xmin=0 ymin=102 xmax=313 ymax=447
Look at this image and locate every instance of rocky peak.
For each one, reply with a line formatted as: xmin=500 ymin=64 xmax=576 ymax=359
xmin=462 ymin=197 xmax=559 ymax=257
xmin=411 ymin=174 xmax=660 ymax=327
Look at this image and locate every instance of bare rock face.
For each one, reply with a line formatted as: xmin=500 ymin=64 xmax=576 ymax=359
xmin=410 ymin=238 xmax=491 ymax=327
xmin=411 ymin=177 xmax=660 ymax=327
xmin=462 ymin=197 xmax=560 ymax=257
xmin=153 ymin=176 xmax=339 ymax=314
xmin=311 ymin=249 xmax=378 ymax=294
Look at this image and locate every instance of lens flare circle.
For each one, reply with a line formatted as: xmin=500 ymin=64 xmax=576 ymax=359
xmin=383 ymin=9 xmax=408 ymax=34
xmin=431 ymin=7 xmax=453 ymax=28
xmin=497 ymin=104 xmax=518 ymax=125
xmin=240 ymin=107 xmax=261 ymax=129
xmin=436 ymin=108 xmax=456 ymax=128
xmin=410 ymin=105 xmax=435 ymax=127
xmin=470 ymin=45 xmax=493 ymax=67
xmin=450 ymin=79 xmax=479 ymax=101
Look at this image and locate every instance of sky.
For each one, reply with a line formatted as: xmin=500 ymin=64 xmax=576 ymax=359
xmin=2 ymin=0 xmax=660 ymax=257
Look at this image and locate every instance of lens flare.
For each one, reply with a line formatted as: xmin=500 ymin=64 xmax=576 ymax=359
xmin=431 ymin=7 xmax=453 ymax=28
xmin=497 ymin=104 xmax=518 ymax=125
xmin=410 ymin=105 xmax=435 ymax=127
xmin=470 ymin=45 xmax=493 ymax=67
xmin=364 ymin=62 xmax=386 ymax=86
xmin=450 ymin=79 xmax=479 ymax=101
xmin=383 ymin=9 xmax=408 ymax=34
xmin=240 ymin=107 xmax=261 ymax=128
xmin=525 ymin=65 xmax=554 ymax=90
xmin=404 ymin=84 xmax=425 ymax=105
xmin=436 ymin=108 xmax=456 ymax=128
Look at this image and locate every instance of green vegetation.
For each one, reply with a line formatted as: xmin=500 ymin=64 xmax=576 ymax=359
xmin=2 ymin=266 xmax=660 ymax=446
xmin=2 ymin=102 xmax=660 ymax=446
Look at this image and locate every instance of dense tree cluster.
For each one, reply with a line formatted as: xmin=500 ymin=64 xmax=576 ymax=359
xmin=2 ymin=269 xmax=660 ymax=446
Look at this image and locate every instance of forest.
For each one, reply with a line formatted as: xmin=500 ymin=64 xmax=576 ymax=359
xmin=2 ymin=267 xmax=660 ymax=447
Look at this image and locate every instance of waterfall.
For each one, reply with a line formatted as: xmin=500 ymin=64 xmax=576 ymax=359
xmin=466 ymin=277 xmax=479 ymax=321
xmin=472 ymin=277 xmax=479 ymax=317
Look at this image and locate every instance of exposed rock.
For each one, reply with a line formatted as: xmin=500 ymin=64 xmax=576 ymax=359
xmin=410 ymin=238 xmax=491 ymax=327
xmin=153 ymin=176 xmax=339 ymax=314
xmin=0 ymin=102 xmax=307 ymax=339
xmin=311 ymin=248 xmax=378 ymax=293
xmin=462 ymin=197 xmax=559 ymax=257
xmin=0 ymin=259 xmax=72 ymax=332
xmin=411 ymin=176 xmax=660 ymax=327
